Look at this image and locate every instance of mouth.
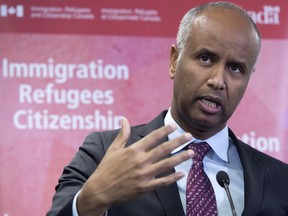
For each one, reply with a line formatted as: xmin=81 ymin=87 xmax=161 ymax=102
xmin=199 ymin=96 xmax=222 ymax=114
xmin=201 ymin=99 xmax=218 ymax=108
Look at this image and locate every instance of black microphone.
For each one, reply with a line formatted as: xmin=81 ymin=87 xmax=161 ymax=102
xmin=216 ymin=171 xmax=237 ymax=216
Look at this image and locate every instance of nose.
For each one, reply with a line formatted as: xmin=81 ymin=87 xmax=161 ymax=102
xmin=207 ymin=66 xmax=226 ymax=90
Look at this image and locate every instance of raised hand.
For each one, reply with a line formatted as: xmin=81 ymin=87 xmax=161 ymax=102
xmin=77 ymin=117 xmax=193 ymax=216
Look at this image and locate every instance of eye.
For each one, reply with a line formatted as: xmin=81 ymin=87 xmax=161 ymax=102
xmin=199 ymin=55 xmax=212 ymax=64
xmin=228 ymin=65 xmax=242 ymax=74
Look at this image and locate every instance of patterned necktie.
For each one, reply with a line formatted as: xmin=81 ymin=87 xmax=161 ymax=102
xmin=186 ymin=142 xmax=217 ymax=216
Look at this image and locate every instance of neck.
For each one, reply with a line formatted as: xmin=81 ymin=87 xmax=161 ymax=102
xmin=170 ymin=109 xmax=226 ymax=140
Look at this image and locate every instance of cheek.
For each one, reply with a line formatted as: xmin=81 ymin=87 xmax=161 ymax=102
xmin=175 ymin=73 xmax=197 ymax=95
xmin=176 ymin=63 xmax=199 ymax=84
xmin=174 ymin=58 xmax=206 ymax=95
xmin=228 ymin=82 xmax=248 ymax=108
xmin=173 ymin=74 xmax=195 ymax=104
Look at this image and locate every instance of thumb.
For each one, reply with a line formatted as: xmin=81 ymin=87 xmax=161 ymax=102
xmin=110 ymin=117 xmax=131 ymax=150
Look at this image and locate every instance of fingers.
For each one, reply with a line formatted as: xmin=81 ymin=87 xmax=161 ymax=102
xmin=131 ymin=149 xmax=194 ymax=192
xmin=148 ymin=149 xmax=193 ymax=178
xmin=122 ymin=123 xmax=192 ymax=171
xmin=110 ymin=117 xmax=131 ymax=150
xmin=146 ymin=171 xmax=186 ymax=190
xmin=132 ymin=132 xmax=194 ymax=190
xmin=148 ymin=132 xmax=192 ymax=163
xmin=134 ymin=124 xmax=178 ymax=151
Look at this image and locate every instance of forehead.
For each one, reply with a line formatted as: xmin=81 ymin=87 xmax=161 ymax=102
xmin=185 ymin=7 xmax=259 ymax=66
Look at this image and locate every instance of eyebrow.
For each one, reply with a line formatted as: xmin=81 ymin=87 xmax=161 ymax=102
xmin=195 ymin=48 xmax=217 ymax=56
xmin=193 ymin=47 xmax=219 ymax=61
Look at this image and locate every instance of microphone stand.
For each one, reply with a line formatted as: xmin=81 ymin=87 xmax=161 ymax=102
xmin=223 ymin=181 xmax=237 ymax=216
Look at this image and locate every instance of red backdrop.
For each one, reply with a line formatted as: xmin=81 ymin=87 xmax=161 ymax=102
xmin=0 ymin=0 xmax=287 ymax=215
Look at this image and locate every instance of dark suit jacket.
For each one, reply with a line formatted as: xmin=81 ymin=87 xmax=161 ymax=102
xmin=47 ymin=111 xmax=288 ymax=216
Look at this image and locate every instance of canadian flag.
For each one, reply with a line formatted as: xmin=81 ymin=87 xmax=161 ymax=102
xmin=0 ymin=5 xmax=24 ymax=17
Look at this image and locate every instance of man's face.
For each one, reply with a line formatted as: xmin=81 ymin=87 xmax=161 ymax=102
xmin=170 ymin=8 xmax=259 ymax=139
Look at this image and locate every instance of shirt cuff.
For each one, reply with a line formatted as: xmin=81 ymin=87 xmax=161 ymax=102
xmin=72 ymin=190 xmax=108 ymax=216
xmin=72 ymin=190 xmax=81 ymax=216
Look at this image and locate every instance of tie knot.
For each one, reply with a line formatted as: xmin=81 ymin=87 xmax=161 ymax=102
xmin=188 ymin=142 xmax=211 ymax=161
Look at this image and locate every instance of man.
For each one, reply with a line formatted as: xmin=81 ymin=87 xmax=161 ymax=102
xmin=47 ymin=2 xmax=288 ymax=216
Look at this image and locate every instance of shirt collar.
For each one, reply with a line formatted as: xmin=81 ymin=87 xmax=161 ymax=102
xmin=164 ymin=108 xmax=229 ymax=162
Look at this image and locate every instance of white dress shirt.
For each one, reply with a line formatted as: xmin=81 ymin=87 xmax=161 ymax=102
xmin=165 ymin=108 xmax=244 ymax=215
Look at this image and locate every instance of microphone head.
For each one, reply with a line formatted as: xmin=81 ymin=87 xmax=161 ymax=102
xmin=216 ymin=171 xmax=230 ymax=187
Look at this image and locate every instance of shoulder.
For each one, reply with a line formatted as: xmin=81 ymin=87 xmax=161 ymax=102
xmin=238 ymin=142 xmax=288 ymax=187
xmin=241 ymin=139 xmax=288 ymax=170
xmin=229 ymin=128 xmax=288 ymax=172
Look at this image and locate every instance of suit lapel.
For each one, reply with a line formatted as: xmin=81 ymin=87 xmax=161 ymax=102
xmin=155 ymin=169 xmax=185 ymax=216
xmin=229 ymin=130 xmax=264 ymax=216
xmin=134 ymin=111 xmax=185 ymax=216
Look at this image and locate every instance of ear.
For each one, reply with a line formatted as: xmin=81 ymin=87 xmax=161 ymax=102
xmin=169 ymin=45 xmax=178 ymax=79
